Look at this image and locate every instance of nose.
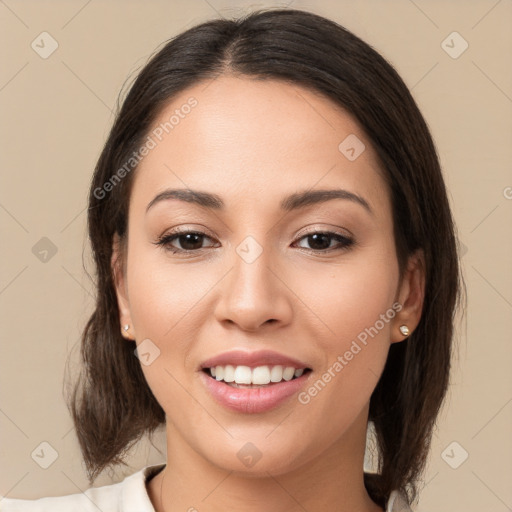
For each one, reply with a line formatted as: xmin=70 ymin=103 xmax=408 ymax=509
xmin=214 ymin=242 xmax=293 ymax=332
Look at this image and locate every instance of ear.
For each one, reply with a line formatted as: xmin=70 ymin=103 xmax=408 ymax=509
xmin=111 ymin=232 xmax=135 ymax=341
xmin=391 ymin=249 xmax=426 ymax=343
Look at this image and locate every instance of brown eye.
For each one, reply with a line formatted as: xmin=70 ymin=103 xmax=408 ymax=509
xmin=154 ymin=231 xmax=216 ymax=254
xmin=294 ymin=231 xmax=354 ymax=253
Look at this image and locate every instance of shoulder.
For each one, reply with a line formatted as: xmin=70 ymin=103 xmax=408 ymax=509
xmin=0 ymin=463 xmax=166 ymax=512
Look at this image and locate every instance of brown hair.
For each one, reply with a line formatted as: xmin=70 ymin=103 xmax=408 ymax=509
xmin=66 ymin=7 xmax=464 ymax=508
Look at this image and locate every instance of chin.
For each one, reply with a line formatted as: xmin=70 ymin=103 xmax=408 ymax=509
xmin=198 ymin=434 xmax=317 ymax=478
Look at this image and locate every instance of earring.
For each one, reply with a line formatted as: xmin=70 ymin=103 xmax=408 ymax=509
xmin=399 ymin=325 xmax=410 ymax=336
xmin=123 ymin=324 xmax=130 ymax=332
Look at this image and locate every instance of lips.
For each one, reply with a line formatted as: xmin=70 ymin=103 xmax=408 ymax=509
xmin=199 ymin=349 xmax=311 ymax=370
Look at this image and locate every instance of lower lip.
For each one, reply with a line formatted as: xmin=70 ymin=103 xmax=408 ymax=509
xmin=200 ymin=370 xmax=310 ymax=414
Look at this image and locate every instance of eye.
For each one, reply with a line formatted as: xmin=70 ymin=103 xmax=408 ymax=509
xmin=153 ymin=230 xmax=217 ymax=254
xmin=293 ymin=231 xmax=355 ymax=253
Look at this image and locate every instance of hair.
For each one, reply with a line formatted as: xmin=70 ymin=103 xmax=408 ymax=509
xmin=66 ymin=7 xmax=464 ymax=508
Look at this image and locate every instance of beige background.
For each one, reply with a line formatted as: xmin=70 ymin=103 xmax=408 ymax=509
xmin=1 ymin=0 xmax=511 ymax=510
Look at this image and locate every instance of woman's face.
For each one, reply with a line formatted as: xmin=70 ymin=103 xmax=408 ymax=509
xmin=114 ymin=75 xmax=412 ymax=475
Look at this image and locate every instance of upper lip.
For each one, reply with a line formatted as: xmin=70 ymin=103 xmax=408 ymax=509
xmin=200 ymin=350 xmax=311 ymax=370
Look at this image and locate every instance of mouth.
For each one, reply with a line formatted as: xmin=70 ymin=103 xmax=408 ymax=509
xmin=198 ymin=349 xmax=313 ymax=413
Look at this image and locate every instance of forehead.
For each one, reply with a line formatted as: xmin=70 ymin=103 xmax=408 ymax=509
xmin=129 ymin=75 xmax=390 ymax=220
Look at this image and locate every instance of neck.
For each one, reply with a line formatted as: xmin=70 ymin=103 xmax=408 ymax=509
xmin=147 ymin=407 xmax=383 ymax=512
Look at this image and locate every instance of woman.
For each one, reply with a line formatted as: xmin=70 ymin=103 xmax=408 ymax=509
xmin=1 ymin=7 xmax=462 ymax=512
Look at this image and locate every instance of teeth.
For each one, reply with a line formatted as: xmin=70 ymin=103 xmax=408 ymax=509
xmin=270 ymin=365 xmax=284 ymax=382
xmin=223 ymin=365 xmax=235 ymax=382
xmin=252 ymin=366 xmax=271 ymax=385
xmin=282 ymin=367 xmax=295 ymax=381
xmin=234 ymin=365 xmax=252 ymax=384
xmin=208 ymin=365 xmax=306 ymax=385
xmin=215 ymin=366 xmax=224 ymax=381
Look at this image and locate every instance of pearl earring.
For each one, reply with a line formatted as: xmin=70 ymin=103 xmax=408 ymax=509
xmin=399 ymin=325 xmax=410 ymax=336
xmin=123 ymin=324 xmax=130 ymax=331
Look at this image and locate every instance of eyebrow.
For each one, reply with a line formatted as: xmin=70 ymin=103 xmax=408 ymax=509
xmin=146 ymin=188 xmax=373 ymax=215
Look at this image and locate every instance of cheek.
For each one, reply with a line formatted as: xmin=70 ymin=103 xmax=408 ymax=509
xmin=302 ymin=249 xmax=398 ymax=349
xmin=125 ymin=252 xmax=209 ymax=413
xmin=125 ymin=245 xmax=224 ymax=406
xmin=127 ymin=248 xmax=210 ymax=339
xmin=294 ymin=249 xmax=398 ymax=416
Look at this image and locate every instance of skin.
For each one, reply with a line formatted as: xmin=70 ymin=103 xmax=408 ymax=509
xmin=112 ymin=75 xmax=425 ymax=512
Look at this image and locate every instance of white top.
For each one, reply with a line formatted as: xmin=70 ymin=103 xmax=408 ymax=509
xmin=0 ymin=463 xmax=412 ymax=511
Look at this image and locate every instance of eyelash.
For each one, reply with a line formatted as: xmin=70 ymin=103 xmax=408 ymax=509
xmin=153 ymin=229 xmax=355 ymax=256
